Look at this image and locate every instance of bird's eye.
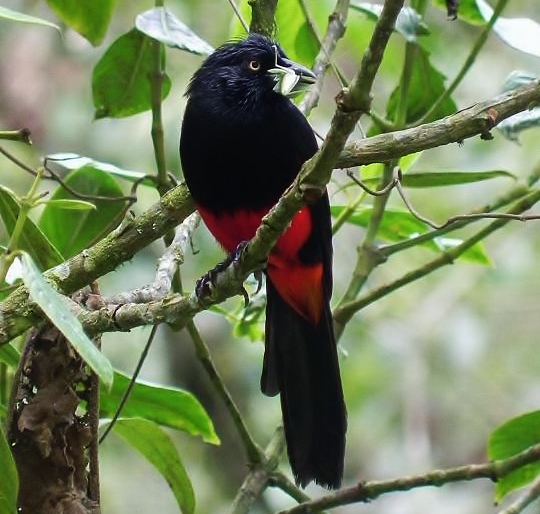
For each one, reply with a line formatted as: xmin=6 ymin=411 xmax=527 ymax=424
xmin=248 ymin=60 xmax=261 ymax=72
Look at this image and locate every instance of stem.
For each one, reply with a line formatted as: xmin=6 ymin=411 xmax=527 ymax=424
xmin=0 ymin=169 xmax=44 ymax=283
xmin=248 ymin=0 xmax=278 ymax=37
xmin=0 ymin=129 xmax=31 ymax=144
xmin=149 ymin=0 xmax=168 ymax=192
xmin=186 ymin=321 xmax=262 ymax=464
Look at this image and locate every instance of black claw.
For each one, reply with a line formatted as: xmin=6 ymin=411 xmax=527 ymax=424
xmin=240 ymin=286 xmax=250 ymax=308
xmin=253 ymin=270 xmax=264 ymax=294
xmin=195 ymin=241 xmax=250 ymax=302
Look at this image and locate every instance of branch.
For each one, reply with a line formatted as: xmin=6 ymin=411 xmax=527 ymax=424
xmin=0 ymin=184 xmax=195 ymax=345
xmin=1 ymin=9 xmax=538 ymax=346
xmin=333 ymin=187 xmax=540 ymax=328
xmin=336 ymin=80 xmax=540 ymax=169
xmin=278 ymin=443 xmax=540 ymax=514
xmin=299 ymin=0 xmax=349 ymax=115
xmin=248 ymin=0 xmax=277 ymax=37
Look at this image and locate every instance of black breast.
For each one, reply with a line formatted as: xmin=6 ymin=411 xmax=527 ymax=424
xmin=180 ymin=92 xmax=318 ymax=213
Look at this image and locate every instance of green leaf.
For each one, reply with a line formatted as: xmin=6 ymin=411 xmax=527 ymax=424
xmin=45 ymin=0 xmax=116 ymax=46
xmin=92 ymin=28 xmax=172 ymax=118
xmin=476 ymin=0 xmax=540 ymax=57
xmin=350 ymin=3 xmax=429 ymax=42
xmin=0 ymin=428 xmax=18 ymax=514
xmin=100 ymin=371 xmax=219 ymax=444
xmin=488 ymin=411 xmax=540 ymax=502
xmin=0 ymin=186 xmax=64 ymax=270
xmin=386 ymin=46 xmax=457 ymax=124
xmin=0 ymin=343 xmax=20 ymax=368
xmin=41 ymin=199 xmax=96 ymax=211
xmin=135 ymin=7 xmax=213 ymax=55
xmin=0 ymin=6 xmax=59 ymax=30
xmin=360 ymin=170 xmax=515 ymax=188
xmin=275 ymin=1 xmax=320 ymax=65
xmin=330 ymin=206 xmax=491 ymax=265
xmin=111 ymin=418 xmax=195 ymax=514
xmin=498 ymin=72 xmax=540 ymax=142
xmin=39 ymin=166 xmax=125 ymax=259
xmin=46 ymin=153 xmax=153 ymax=185
xmin=431 ymin=0 xmax=485 ymax=25
xmin=401 ymin=170 xmax=515 ymax=187
xmin=229 ymin=0 xmax=322 ymax=65
xmin=20 ymin=252 xmax=113 ymax=388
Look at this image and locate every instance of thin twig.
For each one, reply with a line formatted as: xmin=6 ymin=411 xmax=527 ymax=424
xmin=103 ymin=213 xmax=200 ymax=305
xmin=0 ymin=145 xmax=38 ymax=176
xmin=228 ymin=0 xmax=249 ymax=32
xmin=333 ymin=187 xmax=540 ymax=329
xmin=187 ymin=320 xmax=262 ymax=465
xmin=99 ymin=324 xmax=159 ymax=444
xmin=43 ymin=157 xmax=136 ymax=203
xmin=299 ymin=0 xmax=349 ymax=115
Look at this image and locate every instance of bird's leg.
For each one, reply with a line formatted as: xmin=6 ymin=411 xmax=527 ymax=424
xmin=196 ymin=241 xmax=255 ymax=306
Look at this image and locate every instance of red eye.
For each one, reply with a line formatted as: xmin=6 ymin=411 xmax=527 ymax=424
xmin=248 ymin=60 xmax=261 ymax=71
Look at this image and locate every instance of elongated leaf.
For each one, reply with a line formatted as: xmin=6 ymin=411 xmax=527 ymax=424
xmin=386 ymin=46 xmax=457 ymax=124
xmin=0 ymin=428 xmax=18 ymax=514
xmin=111 ymin=418 xmax=195 ymax=514
xmin=136 ymin=7 xmax=213 ymax=55
xmin=39 ymin=166 xmax=125 ymax=259
xmin=42 ymin=199 xmax=96 ymax=211
xmin=476 ymin=0 xmax=540 ymax=57
xmin=0 ymin=186 xmax=63 ymax=270
xmin=92 ymin=28 xmax=171 ymax=118
xmin=488 ymin=411 xmax=540 ymax=502
xmin=0 ymin=6 xmax=59 ymax=30
xmin=0 ymin=343 xmax=20 ymax=368
xmin=351 ymin=3 xmax=429 ymax=42
xmin=46 ymin=153 xmax=153 ymax=185
xmin=45 ymin=0 xmax=116 ymax=46
xmin=20 ymin=253 xmax=113 ymax=388
xmin=331 ymin=206 xmax=491 ymax=265
xmin=362 ymin=170 xmax=515 ymax=188
xmin=100 ymin=371 xmax=219 ymax=444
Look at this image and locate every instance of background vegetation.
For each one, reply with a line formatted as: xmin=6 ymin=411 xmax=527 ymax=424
xmin=1 ymin=0 xmax=540 ymax=513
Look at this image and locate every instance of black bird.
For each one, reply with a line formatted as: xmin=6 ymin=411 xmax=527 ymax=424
xmin=180 ymin=33 xmax=346 ymax=489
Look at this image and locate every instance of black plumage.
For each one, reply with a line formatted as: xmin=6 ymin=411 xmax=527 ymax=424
xmin=180 ymin=34 xmax=346 ymax=489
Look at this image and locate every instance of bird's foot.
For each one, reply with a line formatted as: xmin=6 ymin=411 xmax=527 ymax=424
xmin=195 ymin=241 xmax=253 ymax=306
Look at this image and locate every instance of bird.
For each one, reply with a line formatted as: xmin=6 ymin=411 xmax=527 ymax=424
xmin=179 ymin=33 xmax=346 ymax=489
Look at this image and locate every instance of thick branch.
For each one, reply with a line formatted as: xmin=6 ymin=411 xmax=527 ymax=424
xmin=0 ymin=185 xmax=194 ymax=344
xmin=337 ymin=80 xmax=540 ymax=168
xmin=0 ymin=81 xmax=539 ymax=344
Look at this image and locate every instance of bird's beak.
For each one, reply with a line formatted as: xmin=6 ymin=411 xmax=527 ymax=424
xmin=268 ymin=55 xmax=316 ymax=97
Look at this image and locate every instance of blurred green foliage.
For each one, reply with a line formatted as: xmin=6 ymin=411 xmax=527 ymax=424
xmin=2 ymin=1 xmax=540 ymax=513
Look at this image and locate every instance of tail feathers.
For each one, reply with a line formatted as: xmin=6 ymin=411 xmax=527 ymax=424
xmin=261 ymin=280 xmax=347 ymax=489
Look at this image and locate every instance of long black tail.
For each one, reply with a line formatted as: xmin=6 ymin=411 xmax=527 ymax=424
xmin=261 ymin=280 xmax=347 ymax=489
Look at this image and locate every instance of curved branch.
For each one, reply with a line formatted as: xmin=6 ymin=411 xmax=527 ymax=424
xmin=0 ymin=81 xmax=539 ymax=345
xmin=336 ymin=80 xmax=540 ymax=168
xmin=278 ymin=443 xmax=540 ymax=514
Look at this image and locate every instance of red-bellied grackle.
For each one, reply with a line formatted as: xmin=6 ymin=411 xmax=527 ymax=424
xmin=180 ymin=33 xmax=346 ymax=489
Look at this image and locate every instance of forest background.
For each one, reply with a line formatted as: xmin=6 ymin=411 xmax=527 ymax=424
xmin=1 ymin=0 xmax=540 ymax=513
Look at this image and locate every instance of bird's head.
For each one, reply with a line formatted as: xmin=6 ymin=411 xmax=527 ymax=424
xmin=186 ymin=34 xmax=316 ymax=107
